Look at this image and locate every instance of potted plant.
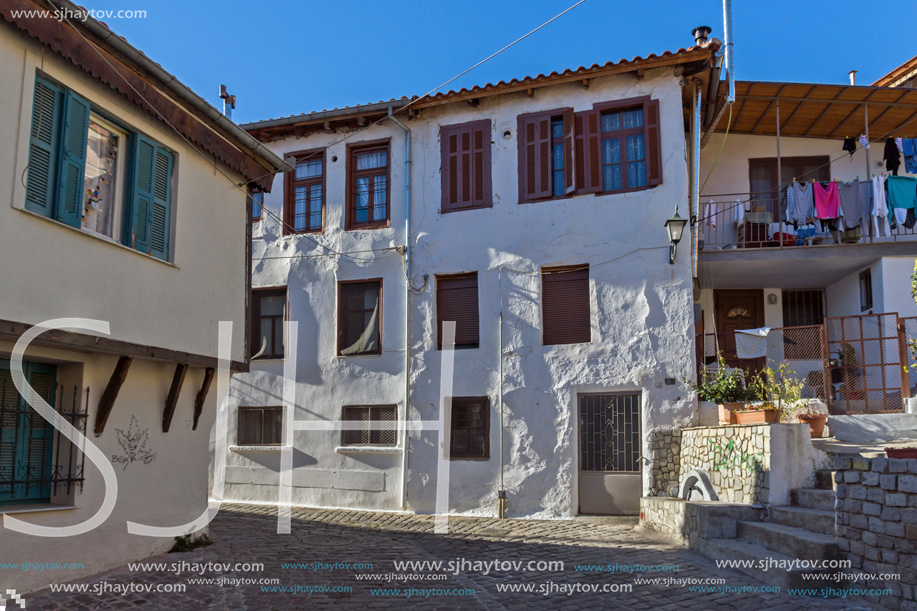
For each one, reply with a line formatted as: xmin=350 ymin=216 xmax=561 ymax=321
xmin=795 ymin=402 xmax=828 ymax=438
xmin=687 ymin=356 xmax=754 ymax=424
xmin=738 ymin=363 xmax=805 ymax=425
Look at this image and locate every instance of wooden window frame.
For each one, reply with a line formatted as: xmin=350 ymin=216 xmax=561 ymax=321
xmin=517 ymin=107 xmax=574 ymax=204
xmin=592 ymin=96 xmax=659 ymax=194
xmin=284 ymin=148 xmax=325 ymax=234
xmin=860 ymin=270 xmax=873 ymax=311
xmin=449 ymin=397 xmax=490 ymax=460
xmin=341 ymin=405 xmax=398 ymax=446
xmin=436 ymin=272 xmax=480 ymax=350
xmin=541 ymin=265 xmax=591 ymax=346
xmin=346 ymin=139 xmax=391 ymax=230
xmin=440 ymin=119 xmax=493 ymax=213
xmin=251 ymin=287 xmax=287 ymax=360
xmin=237 ymin=406 xmax=284 ymax=446
xmin=337 ymin=279 xmax=383 ymax=356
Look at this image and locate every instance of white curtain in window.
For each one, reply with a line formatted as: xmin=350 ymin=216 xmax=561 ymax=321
xmin=341 ymin=298 xmax=379 ymax=355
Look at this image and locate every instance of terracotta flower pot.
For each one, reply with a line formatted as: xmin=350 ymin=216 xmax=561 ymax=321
xmin=735 ymin=409 xmax=779 ymax=425
xmin=718 ymin=402 xmax=745 ymax=425
xmin=799 ymin=414 xmax=828 ymax=438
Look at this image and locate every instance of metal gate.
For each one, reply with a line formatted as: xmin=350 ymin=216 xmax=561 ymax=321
xmin=578 ymin=393 xmax=641 ymax=515
xmin=826 ymin=314 xmax=907 ymax=414
xmin=904 ymin=317 xmax=917 ymax=399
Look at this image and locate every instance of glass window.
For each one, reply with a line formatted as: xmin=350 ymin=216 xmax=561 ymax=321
xmin=252 ymin=190 xmax=263 ymax=221
xmin=341 ymin=405 xmax=397 ymax=446
xmin=600 ymin=106 xmax=648 ymax=191
xmin=286 ymin=152 xmax=323 ymax=232
xmin=81 ymin=114 xmax=126 ymax=237
xmin=339 ymin=281 xmax=382 ymax=356
xmin=450 ymin=397 xmax=489 ymax=459
xmin=349 ymin=144 xmax=390 ymax=228
xmin=551 ymin=118 xmax=565 ymax=197
xmin=252 ymin=288 xmax=285 ymax=359
xmin=238 ymin=406 xmax=283 ymax=446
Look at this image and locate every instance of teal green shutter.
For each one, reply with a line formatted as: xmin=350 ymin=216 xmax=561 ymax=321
xmin=55 ymin=90 xmax=91 ymax=227
xmin=25 ymin=77 xmax=63 ymax=217
xmin=148 ymin=146 xmax=174 ymax=260
xmin=130 ymin=135 xmax=155 ymax=253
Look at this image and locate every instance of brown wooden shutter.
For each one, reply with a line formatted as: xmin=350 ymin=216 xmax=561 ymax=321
xmin=574 ymin=110 xmax=602 ymax=194
xmin=645 ymin=99 xmax=663 ymax=186
xmin=518 ymin=112 xmax=552 ymax=202
xmin=542 ymin=266 xmax=591 ymax=345
xmin=441 ymin=120 xmax=491 ymax=211
xmin=437 ymin=273 xmax=479 ymax=349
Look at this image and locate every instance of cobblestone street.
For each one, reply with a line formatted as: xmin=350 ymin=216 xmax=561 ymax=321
xmin=25 ymin=503 xmax=862 ymax=610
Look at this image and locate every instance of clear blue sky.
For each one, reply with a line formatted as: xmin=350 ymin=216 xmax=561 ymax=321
xmin=84 ymin=0 xmax=915 ymax=124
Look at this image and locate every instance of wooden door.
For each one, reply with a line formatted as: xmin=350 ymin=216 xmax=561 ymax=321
xmin=714 ymin=290 xmax=765 ymax=370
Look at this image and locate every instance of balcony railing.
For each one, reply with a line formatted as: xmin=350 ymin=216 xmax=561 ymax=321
xmin=697 ymin=197 xmax=917 ymax=251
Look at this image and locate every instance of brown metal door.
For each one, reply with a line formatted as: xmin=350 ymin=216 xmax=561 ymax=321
xmin=578 ymin=393 xmax=642 ymax=515
xmin=715 ymin=290 xmax=765 ymax=370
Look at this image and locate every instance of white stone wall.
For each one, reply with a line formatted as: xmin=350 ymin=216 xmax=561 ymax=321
xmin=229 ymin=67 xmax=697 ymax=518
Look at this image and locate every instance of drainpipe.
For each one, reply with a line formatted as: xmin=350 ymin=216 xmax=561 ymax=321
xmin=692 ymin=80 xmax=702 ymax=279
xmin=497 ymin=270 xmax=507 ymax=519
xmin=723 ymin=0 xmax=735 ymax=105
xmin=386 ymin=107 xmax=412 ymax=511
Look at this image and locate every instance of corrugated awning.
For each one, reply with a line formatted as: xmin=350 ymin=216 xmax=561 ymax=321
xmin=714 ymin=81 xmax=917 ymax=140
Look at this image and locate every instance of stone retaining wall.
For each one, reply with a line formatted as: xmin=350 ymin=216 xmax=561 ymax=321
xmin=640 ymin=497 xmax=764 ymax=546
xmin=648 ymin=430 xmax=680 ymax=496
xmin=679 ymin=425 xmax=770 ymax=504
xmin=835 ymin=456 xmax=917 ymax=609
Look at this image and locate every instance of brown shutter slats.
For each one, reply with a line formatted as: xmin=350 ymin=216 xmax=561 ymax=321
xmin=437 ymin=274 xmax=480 ymax=349
xmin=441 ymin=120 xmax=492 ymax=212
xmin=538 ymin=117 xmax=550 ymax=196
xmin=585 ymin=110 xmax=603 ymax=193
xmin=518 ymin=112 xmax=556 ymax=202
xmin=542 ymin=266 xmax=591 ymax=345
xmin=645 ymin=98 xmax=662 ymax=186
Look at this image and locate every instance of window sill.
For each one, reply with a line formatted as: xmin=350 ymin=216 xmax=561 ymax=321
xmin=16 ymin=206 xmax=179 ymax=269
xmin=0 ymin=503 xmax=77 ymax=515
xmin=230 ymin=445 xmax=291 ymax=452
xmin=336 ymin=446 xmax=402 ymax=454
xmin=439 ymin=204 xmax=493 ymax=214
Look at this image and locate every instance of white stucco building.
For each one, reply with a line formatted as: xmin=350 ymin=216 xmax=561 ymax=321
xmin=0 ymin=1 xmax=288 ymax=595
xmin=223 ymin=40 xmax=725 ymax=518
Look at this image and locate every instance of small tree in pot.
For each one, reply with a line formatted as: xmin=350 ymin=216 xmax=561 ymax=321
xmin=740 ymin=362 xmax=805 ymax=425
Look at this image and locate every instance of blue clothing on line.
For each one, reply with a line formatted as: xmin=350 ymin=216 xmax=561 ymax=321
xmin=903 ymin=138 xmax=917 ymax=174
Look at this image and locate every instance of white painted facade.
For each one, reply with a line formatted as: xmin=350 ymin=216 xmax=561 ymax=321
xmin=227 ymin=67 xmax=701 ymax=518
xmin=0 ymin=20 xmax=276 ymax=594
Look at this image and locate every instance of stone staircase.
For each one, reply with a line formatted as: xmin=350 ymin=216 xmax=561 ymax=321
xmin=699 ymin=469 xmax=839 ymax=590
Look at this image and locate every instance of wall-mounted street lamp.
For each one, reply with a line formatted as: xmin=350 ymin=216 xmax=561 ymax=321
xmin=664 ymin=211 xmax=687 ymax=265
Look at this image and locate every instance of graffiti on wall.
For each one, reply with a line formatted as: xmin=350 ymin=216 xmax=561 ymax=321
xmin=112 ymin=415 xmax=157 ymax=470
xmin=706 ymin=437 xmax=763 ymax=473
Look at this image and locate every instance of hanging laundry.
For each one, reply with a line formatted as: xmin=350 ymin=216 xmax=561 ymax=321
xmin=838 ymin=182 xmax=858 ymax=230
xmin=902 ymin=138 xmax=917 ymax=174
xmin=896 ymin=137 xmax=905 ymax=153
xmin=842 ymin=137 xmax=857 ymax=156
xmin=872 ymin=174 xmax=891 ymax=236
xmin=788 ymin=182 xmax=815 ymax=225
xmin=886 ymin=175 xmax=917 ymax=230
xmin=859 ymin=134 xmax=870 ymax=149
xmin=856 ymin=180 xmax=874 ymax=235
xmin=885 ymin=138 xmax=901 ymax=175
xmin=704 ymin=199 xmax=718 ymax=228
xmin=813 ymin=181 xmax=840 ymax=219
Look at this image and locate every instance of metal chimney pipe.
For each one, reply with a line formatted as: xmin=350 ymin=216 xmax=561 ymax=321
xmin=849 ymin=70 xmax=857 ymax=86
xmin=723 ymin=0 xmax=735 ymax=104
xmin=692 ymin=25 xmax=712 ymax=46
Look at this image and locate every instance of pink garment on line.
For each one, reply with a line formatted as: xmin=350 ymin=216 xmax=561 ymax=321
xmin=813 ymin=181 xmax=840 ymax=219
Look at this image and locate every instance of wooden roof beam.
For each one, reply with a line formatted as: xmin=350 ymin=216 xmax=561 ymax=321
xmin=748 ymin=85 xmax=786 ymax=133
xmin=802 ymin=90 xmax=846 ymax=137
xmin=162 ymin=363 xmax=189 ymax=433
xmin=93 ymin=357 xmax=132 ymax=436
xmin=778 ymin=86 xmax=815 ymax=131
xmin=826 ymin=90 xmax=881 ymax=139
xmin=192 ymin=367 xmax=215 ymax=431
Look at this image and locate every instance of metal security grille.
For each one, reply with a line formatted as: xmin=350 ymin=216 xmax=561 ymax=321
xmin=782 ymin=290 xmax=826 ymax=327
xmin=342 ymin=406 xmax=397 ymax=446
xmin=238 ymin=406 xmax=283 ymax=446
xmin=0 ymin=367 xmax=87 ymax=502
xmin=902 ymin=317 xmax=916 ymax=398
xmin=579 ymin=394 xmax=640 ymax=473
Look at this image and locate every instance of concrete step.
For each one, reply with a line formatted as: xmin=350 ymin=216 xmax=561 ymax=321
xmin=814 ymin=470 xmax=836 ymax=490
xmin=791 ymin=488 xmax=836 ymax=512
xmin=698 ymin=538 xmax=835 ymax=591
xmin=769 ymin=506 xmax=836 ymax=537
xmin=827 ymin=413 xmax=917 ymax=442
xmin=737 ymin=520 xmax=839 ymax=561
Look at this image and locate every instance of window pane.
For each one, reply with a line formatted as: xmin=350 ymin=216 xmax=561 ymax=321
xmin=239 ymin=409 xmax=262 ymax=445
xmin=262 ymin=408 xmax=283 ymax=445
xmin=355 ymin=176 xmax=370 ymax=209
xmin=356 ymin=151 xmax=387 ymax=170
xmin=552 ymin=143 xmax=564 ymax=171
xmin=626 ymin=134 xmax=645 ymax=161
xmin=603 ymin=165 xmax=622 ymax=192
xmin=309 ymin=211 xmax=322 ymax=231
xmin=602 ymin=138 xmax=621 ymax=164
xmin=294 ymin=186 xmax=308 ymax=214
xmin=310 ymin=184 xmax=322 ymax=204
xmin=623 ymin=108 xmax=644 ymax=128
xmin=627 ymin=161 xmax=647 ymax=188
xmin=273 ymin=322 xmax=284 ymax=357
xmin=601 ymin=112 xmax=621 ymax=132
xmin=252 ymin=192 xmax=262 ymax=219
xmin=373 ymin=176 xmax=387 ymax=221
xmin=295 ymin=159 xmax=322 ymax=179
xmin=341 ymin=283 xmax=381 ymax=355
xmin=551 ymin=119 xmax=563 ymax=139
xmin=82 ymin=116 xmax=120 ymax=237
xmin=259 ymin=319 xmax=273 ymax=356
xmin=261 ymin=295 xmax=284 ymax=316
xmin=553 ymin=170 xmax=565 ymax=197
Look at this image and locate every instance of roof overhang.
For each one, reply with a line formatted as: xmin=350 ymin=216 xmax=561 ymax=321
xmin=0 ymin=0 xmax=292 ymax=190
xmin=244 ymin=43 xmax=723 ymax=142
xmin=712 ymin=80 xmax=917 ymax=140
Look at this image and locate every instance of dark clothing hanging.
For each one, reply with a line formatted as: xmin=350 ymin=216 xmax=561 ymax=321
xmin=842 ymin=137 xmax=857 ymax=156
xmin=885 ymin=138 xmax=901 ymax=175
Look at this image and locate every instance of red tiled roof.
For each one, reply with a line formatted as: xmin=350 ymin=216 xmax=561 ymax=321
xmin=873 ymin=54 xmax=917 ymax=87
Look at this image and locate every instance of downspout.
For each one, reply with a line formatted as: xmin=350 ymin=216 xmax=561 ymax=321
xmin=386 ymin=107 xmax=412 ymax=511
xmin=497 ymin=270 xmax=507 ymax=519
xmin=692 ymin=80 xmax=702 ymax=279
xmin=723 ymin=0 xmax=735 ymax=105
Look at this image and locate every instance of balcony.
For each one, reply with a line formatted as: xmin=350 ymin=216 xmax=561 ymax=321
xmin=695 ymin=198 xmax=917 ymax=289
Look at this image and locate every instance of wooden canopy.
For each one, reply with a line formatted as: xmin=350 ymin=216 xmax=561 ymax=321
xmin=713 ymin=81 xmax=917 ymax=140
